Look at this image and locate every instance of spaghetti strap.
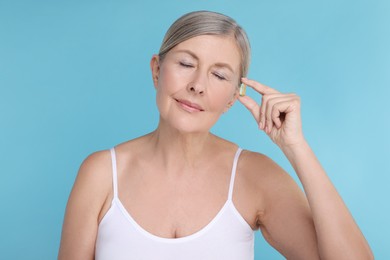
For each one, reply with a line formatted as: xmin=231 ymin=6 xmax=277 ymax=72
xmin=228 ymin=148 xmax=243 ymax=201
xmin=109 ymin=147 xmax=119 ymax=198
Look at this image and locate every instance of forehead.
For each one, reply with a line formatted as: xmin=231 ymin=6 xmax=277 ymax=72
xmin=169 ymin=35 xmax=241 ymax=71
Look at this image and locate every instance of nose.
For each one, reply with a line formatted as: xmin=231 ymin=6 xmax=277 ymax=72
xmin=186 ymin=71 xmax=206 ymax=95
xmin=187 ymin=84 xmax=204 ymax=95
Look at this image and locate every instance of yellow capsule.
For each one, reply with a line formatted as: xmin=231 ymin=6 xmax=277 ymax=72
xmin=239 ymin=83 xmax=246 ymax=96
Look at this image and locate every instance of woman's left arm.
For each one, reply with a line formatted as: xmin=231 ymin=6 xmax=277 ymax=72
xmin=239 ymin=77 xmax=373 ymax=259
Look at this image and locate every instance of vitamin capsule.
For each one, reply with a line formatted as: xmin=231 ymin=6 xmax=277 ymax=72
xmin=239 ymin=83 xmax=246 ymax=96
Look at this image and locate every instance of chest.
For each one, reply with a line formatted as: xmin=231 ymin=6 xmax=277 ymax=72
xmin=114 ymin=165 xmax=259 ymax=239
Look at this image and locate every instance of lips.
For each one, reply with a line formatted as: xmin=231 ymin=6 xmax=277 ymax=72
xmin=175 ymin=98 xmax=204 ymax=112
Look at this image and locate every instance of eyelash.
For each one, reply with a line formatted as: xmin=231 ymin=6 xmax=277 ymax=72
xmin=179 ymin=62 xmax=227 ymax=81
xmin=213 ymin=73 xmax=226 ymax=81
xmin=179 ymin=62 xmax=194 ymax=68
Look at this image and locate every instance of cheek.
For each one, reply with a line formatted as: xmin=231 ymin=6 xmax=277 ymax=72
xmin=155 ymin=66 xmax=182 ymax=114
xmin=208 ymin=86 xmax=237 ymax=111
xmin=157 ymin=66 xmax=184 ymax=94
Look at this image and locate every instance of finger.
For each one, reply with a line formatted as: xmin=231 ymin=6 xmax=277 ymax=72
xmin=259 ymin=96 xmax=266 ymax=130
xmin=271 ymin=101 xmax=291 ymax=129
xmin=241 ymin=77 xmax=280 ymax=96
xmin=260 ymin=93 xmax=287 ymax=131
xmin=265 ymin=98 xmax=274 ymax=134
xmin=265 ymin=95 xmax=297 ymax=133
xmin=238 ymin=95 xmax=260 ymax=123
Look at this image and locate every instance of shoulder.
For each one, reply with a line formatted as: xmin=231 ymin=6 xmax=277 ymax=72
xmin=77 ymin=149 xmax=112 ymax=185
xmin=58 ymin=149 xmax=114 ymax=258
xmin=238 ymin=150 xmax=318 ymax=258
xmin=238 ymin=149 xmax=300 ymax=205
xmin=238 ymin=149 xmax=286 ymax=181
xmin=69 ymin=149 xmax=113 ymax=209
xmin=80 ymin=149 xmax=111 ymax=171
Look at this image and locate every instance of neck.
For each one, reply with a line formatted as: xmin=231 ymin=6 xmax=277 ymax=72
xmin=147 ymin=119 xmax=214 ymax=171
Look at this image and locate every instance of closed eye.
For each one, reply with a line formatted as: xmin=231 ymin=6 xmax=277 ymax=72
xmin=179 ymin=62 xmax=194 ymax=68
xmin=213 ymin=72 xmax=226 ymax=81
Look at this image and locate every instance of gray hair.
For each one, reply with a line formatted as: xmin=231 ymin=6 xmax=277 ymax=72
xmin=158 ymin=11 xmax=251 ymax=83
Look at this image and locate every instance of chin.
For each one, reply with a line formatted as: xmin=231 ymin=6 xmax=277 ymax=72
xmin=159 ymin=114 xmax=215 ymax=134
xmin=157 ymin=102 xmax=221 ymax=134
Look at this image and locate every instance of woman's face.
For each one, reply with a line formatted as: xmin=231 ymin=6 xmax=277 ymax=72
xmin=151 ymin=34 xmax=241 ymax=133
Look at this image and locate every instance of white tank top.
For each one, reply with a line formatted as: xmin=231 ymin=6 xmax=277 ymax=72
xmin=95 ymin=147 xmax=255 ymax=260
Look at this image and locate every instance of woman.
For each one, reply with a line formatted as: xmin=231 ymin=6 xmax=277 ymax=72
xmin=58 ymin=11 xmax=373 ymax=259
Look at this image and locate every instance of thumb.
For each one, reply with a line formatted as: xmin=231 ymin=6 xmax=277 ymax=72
xmin=238 ymin=95 xmax=260 ymax=122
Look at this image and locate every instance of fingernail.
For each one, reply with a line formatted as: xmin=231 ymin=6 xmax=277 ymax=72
xmin=265 ymin=125 xmax=269 ymax=133
xmin=259 ymin=122 xmax=264 ymax=129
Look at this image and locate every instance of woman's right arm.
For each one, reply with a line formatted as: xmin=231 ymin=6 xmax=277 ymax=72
xmin=58 ymin=150 xmax=112 ymax=260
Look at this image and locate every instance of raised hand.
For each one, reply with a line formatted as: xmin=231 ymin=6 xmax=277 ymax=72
xmin=238 ymin=78 xmax=305 ymax=149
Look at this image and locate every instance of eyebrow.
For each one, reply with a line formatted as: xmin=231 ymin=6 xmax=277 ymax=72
xmin=174 ymin=49 xmax=235 ymax=74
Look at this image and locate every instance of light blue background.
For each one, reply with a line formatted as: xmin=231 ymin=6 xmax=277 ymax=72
xmin=1 ymin=0 xmax=389 ymax=259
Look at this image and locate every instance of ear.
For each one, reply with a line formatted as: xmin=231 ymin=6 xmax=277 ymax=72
xmin=150 ymin=55 xmax=160 ymax=88
xmin=223 ymin=88 xmax=239 ymax=113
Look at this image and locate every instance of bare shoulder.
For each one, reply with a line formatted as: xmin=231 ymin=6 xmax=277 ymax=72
xmin=238 ymin=150 xmax=319 ymax=258
xmin=75 ymin=149 xmax=112 ymax=195
xmin=238 ymin=150 xmax=293 ymax=190
xmin=58 ymin=149 xmax=113 ymax=259
xmin=239 ymin=150 xmax=278 ymax=172
xmin=79 ymin=149 xmax=111 ymax=172
xmin=239 ymin=149 xmax=305 ymax=205
xmin=236 ymin=150 xmax=307 ymax=223
xmin=67 ymin=149 xmax=114 ymax=219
